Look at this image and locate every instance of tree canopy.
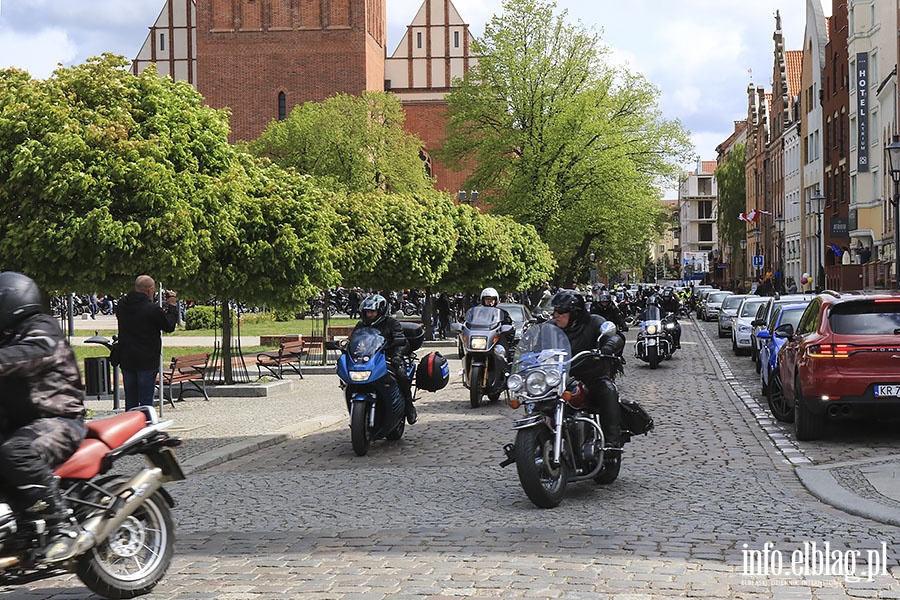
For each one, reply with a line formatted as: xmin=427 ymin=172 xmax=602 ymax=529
xmin=250 ymin=91 xmax=433 ymax=195
xmin=714 ymin=142 xmax=747 ymax=255
xmin=439 ymin=0 xmax=693 ymax=284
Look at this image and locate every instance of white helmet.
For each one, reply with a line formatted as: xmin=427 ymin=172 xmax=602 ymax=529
xmin=480 ymin=287 xmax=499 ymax=306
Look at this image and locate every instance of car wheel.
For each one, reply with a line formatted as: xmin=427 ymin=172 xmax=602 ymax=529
xmin=732 ymin=337 xmax=739 ymax=355
xmin=793 ymin=374 xmax=824 ymax=441
xmin=767 ymin=371 xmax=792 ymax=422
xmin=717 ymin=326 xmax=725 ymax=338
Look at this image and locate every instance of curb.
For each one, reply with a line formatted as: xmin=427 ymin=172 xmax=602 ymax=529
xmin=180 ymin=412 xmax=346 ymax=475
xmin=795 ymin=465 xmax=900 ymax=527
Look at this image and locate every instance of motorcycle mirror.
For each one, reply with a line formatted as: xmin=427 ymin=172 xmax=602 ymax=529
xmin=598 ymin=321 xmax=617 ymax=339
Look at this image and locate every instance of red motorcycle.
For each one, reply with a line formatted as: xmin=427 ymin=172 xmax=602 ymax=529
xmin=0 ymin=408 xmax=185 ymax=598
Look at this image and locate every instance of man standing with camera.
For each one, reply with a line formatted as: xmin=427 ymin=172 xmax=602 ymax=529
xmin=116 ymin=275 xmax=179 ymax=410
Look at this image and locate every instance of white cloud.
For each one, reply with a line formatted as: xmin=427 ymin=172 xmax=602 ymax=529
xmin=0 ymin=27 xmax=76 ymax=79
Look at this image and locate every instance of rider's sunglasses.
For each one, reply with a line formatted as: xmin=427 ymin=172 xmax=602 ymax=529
xmin=553 ymin=308 xmax=570 ymax=315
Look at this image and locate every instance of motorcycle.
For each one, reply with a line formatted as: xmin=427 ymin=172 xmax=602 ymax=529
xmin=452 ymin=305 xmax=515 ymax=408
xmin=0 ymin=407 xmax=185 ymax=598
xmin=634 ymin=305 xmax=676 ymax=369
xmin=500 ymin=321 xmax=650 ymax=508
xmin=337 ymin=323 xmax=423 ymax=456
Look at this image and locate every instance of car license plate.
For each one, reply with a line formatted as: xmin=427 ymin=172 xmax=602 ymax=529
xmin=874 ymin=384 xmax=900 ymax=398
xmin=647 ymin=338 xmax=657 ymax=347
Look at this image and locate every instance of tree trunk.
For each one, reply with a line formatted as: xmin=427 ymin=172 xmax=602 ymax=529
xmin=424 ymin=288 xmax=434 ymax=341
xmin=220 ymin=301 xmax=234 ymax=385
xmin=322 ymin=291 xmax=330 ymax=366
xmin=562 ymin=232 xmax=600 ymax=287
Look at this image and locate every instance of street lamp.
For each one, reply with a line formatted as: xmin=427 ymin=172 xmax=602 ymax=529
xmin=885 ymin=137 xmax=900 ymax=290
xmin=739 ymin=238 xmax=747 ymax=291
xmin=811 ymin=190 xmax=826 ymax=292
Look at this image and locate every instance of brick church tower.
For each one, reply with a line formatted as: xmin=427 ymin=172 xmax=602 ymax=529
xmin=194 ymin=0 xmax=387 ymax=142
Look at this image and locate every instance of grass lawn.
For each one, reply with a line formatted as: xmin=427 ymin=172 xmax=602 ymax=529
xmin=71 ymin=317 xmax=358 ymax=363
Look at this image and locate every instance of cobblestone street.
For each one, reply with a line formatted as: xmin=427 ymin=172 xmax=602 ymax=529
xmin=19 ymin=317 xmax=900 ymax=598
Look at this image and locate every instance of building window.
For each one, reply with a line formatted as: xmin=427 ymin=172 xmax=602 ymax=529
xmin=417 ymin=32 xmax=422 ymax=49
xmin=698 ymin=223 xmax=713 ymax=242
xmin=159 ymin=32 xmax=166 ymax=51
xmin=698 ymin=177 xmax=712 ymax=196
xmin=698 ymin=200 xmax=713 ymax=220
xmin=454 ymin=31 xmax=460 ymax=48
xmin=278 ymin=92 xmax=286 ymax=121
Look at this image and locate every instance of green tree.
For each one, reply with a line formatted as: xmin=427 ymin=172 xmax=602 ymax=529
xmin=439 ymin=0 xmax=692 ymax=284
xmin=250 ymin=91 xmax=432 ymax=194
xmin=715 ymin=142 xmax=747 ymax=254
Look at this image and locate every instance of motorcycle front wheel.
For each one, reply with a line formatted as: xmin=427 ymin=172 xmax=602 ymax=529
xmin=648 ymin=345 xmax=659 ymax=369
xmin=469 ymin=364 xmax=484 ymax=408
xmin=76 ymin=485 xmax=175 ymax=599
xmin=350 ymin=402 xmax=371 ymax=456
xmin=514 ymin=427 xmax=568 ymax=508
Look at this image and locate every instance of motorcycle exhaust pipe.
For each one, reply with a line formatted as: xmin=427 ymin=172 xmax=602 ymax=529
xmin=69 ymin=467 xmax=165 ymax=556
xmin=0 ymin=556 xmax=19 ymax=569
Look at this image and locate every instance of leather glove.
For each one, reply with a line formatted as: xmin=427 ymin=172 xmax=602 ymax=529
xmin=390 ymin=356 xmax=404 ymax=369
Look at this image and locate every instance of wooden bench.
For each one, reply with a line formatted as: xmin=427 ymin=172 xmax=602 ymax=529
xmin=256 ymin=339 xmax=307 ymax=379
xmin=160 ymin=352 xmax=210 ymax=407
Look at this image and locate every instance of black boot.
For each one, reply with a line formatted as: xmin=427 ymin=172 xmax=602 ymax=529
xmin=405 ymin=399 xmax=418 ymax=425
xmin=22 ymin=478 xmax=79 ymax=563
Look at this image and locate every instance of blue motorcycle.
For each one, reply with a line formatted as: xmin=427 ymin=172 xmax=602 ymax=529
xmin=337 ymin=325 xmax=420 ymax=456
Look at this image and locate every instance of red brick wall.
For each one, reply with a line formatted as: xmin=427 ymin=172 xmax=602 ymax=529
xmin=402 ymin=101 xmax=471 ymax=194
xmin=196 ymin=0 xmax=385 ymax=142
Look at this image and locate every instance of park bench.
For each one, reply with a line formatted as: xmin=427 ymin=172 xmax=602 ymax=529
xmin=256 ymin=339 xmax=307 ymax=379
xmin=160 ymin=352 xmax=210 ymax=406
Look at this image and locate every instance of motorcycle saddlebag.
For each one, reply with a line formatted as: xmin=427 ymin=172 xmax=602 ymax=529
xmin=401 ymin=322 xmax=425 ymax=352
xmin=416 ymin=351 xmax=450 ymax=392
xmin=620 ymin=400 xmax=654 ymax=435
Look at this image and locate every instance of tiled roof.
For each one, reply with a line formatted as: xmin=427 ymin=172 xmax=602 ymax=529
xmin=785 ymin=49 xmax=803 ymax=98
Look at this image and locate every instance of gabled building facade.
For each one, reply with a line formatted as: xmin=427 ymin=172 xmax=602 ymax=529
xmin=131 ymin=0 xmax=476 ymax=193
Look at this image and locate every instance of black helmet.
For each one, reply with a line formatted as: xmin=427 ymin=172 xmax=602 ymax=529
xmin=0 ymin=272 xmax=43 ymax=331
xmin=550 ymin=290 xmax=585 ymax=320
xmin=360 ymin=294 xmax=388 ymax=326
xmin=598 ymin=292 xmax=611 ymax=305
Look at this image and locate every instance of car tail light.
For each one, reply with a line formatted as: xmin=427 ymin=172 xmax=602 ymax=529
xmin=807 ymin=343 xmax=854 ymax=358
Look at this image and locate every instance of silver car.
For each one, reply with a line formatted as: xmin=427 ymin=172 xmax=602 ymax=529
xmin=717 ymin=294 xmax=749 ymax=338
xmin=703 ymin=291 xmax=734 ymax=322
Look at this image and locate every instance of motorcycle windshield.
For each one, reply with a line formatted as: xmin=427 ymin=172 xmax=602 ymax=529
xmin=464 ymin=306 xmax=502 ymax=329
xmin=512 ymin=321 xmax=571 ymax=373
xmin=640 ymin=305 xmax=661 ymax=321
xmin=346 ymin=327 xmax=385 ymax=361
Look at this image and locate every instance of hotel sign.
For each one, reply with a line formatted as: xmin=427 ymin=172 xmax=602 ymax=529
xmin=857 ymin=53 xmax=869 ymax=172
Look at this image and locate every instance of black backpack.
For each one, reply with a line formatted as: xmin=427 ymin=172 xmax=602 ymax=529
xmin=416 ymin=351 xmax=450 ymax=392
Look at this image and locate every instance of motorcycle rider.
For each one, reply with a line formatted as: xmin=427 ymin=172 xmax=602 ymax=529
xmin=590 ymin=289 xmax=629 ymax=333
xmin=472 ymin=287 xmax=515 ymax=350
xmin=550 ymin=290 xmax=625 ymax=452
xmin=658 ymin=288 xmax=682 ymax=349
xmin=354 ymin=294 xmax=417 ymax=425
xmin=0 ymin=272 xmax=86 ymax=563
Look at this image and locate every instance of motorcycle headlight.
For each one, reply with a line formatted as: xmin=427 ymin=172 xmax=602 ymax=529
xmin=665 ymin=323 xmax=675 ymax=330
xmin=525 ymin=371 xmax=548 ymax=395
xmin=349 ymin=371 xmax=371 ymax=382
xmin=544 ymin=369 xmax=562 ymax=387
xmin=470 ymin=336 xmax=488 ymax=350
xmin=507 ymin=374 xmax=524 ymax=392
xmin=646 ymin=324 xmax=658 ymax=335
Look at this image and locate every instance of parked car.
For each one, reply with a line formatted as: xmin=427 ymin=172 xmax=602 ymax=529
xmin=694 ymin=287 xmax=719 ymax=319
xmin=717 ymin=294 xmax=749 ymax=338
xmin=774 ymin=291 xmax=900 ymax=440
xmin=731 ymin=296 xmax=770 ymax=356
xmin=703 ymin=291 xmax=734 ymax=322
xmin=756 ymin=302 xmax=810 ymax=420
xmin=749 ymin=293 xmax=817 ymax=367
xmin=497 ymin=302 xmax=533 ymax=345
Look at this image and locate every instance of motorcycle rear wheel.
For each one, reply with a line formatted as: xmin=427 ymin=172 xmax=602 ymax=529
xmin=514 ymin=427 xmax=568 ymax=508
xmin=350 ymin=402 xmax=370 ymax=456
xmin=593 ymin=453 xmax=621 ymax=485
xmin=76 ymin=485 xmax=175 ymax=599
xmin=469 ymin=365 xmax=484 ymax=408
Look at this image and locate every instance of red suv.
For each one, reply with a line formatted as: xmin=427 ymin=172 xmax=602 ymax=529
xmin=775 ymin=291 xmax=900 ymax=440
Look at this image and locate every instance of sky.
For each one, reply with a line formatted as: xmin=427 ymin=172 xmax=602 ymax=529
xmin=0 ymin=0 xmax=831 ymax=199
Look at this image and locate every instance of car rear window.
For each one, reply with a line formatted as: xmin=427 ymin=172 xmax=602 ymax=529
xmin=829 ymin=301 xmax=900 ymax=335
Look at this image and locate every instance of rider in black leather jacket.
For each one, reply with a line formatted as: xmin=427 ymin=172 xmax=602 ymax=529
xmin=550 ymin=290 xmax=625 ymax=448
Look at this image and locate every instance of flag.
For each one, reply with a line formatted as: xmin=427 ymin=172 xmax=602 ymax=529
xmin=738 ymin=208 xmax=771 ymax=222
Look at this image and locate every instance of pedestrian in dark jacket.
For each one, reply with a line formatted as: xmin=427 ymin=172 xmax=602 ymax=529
xmin=0 ymin=271 xmax=86 ymax=563
xmin=116 ymin=275 xmax=179 ymax=410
